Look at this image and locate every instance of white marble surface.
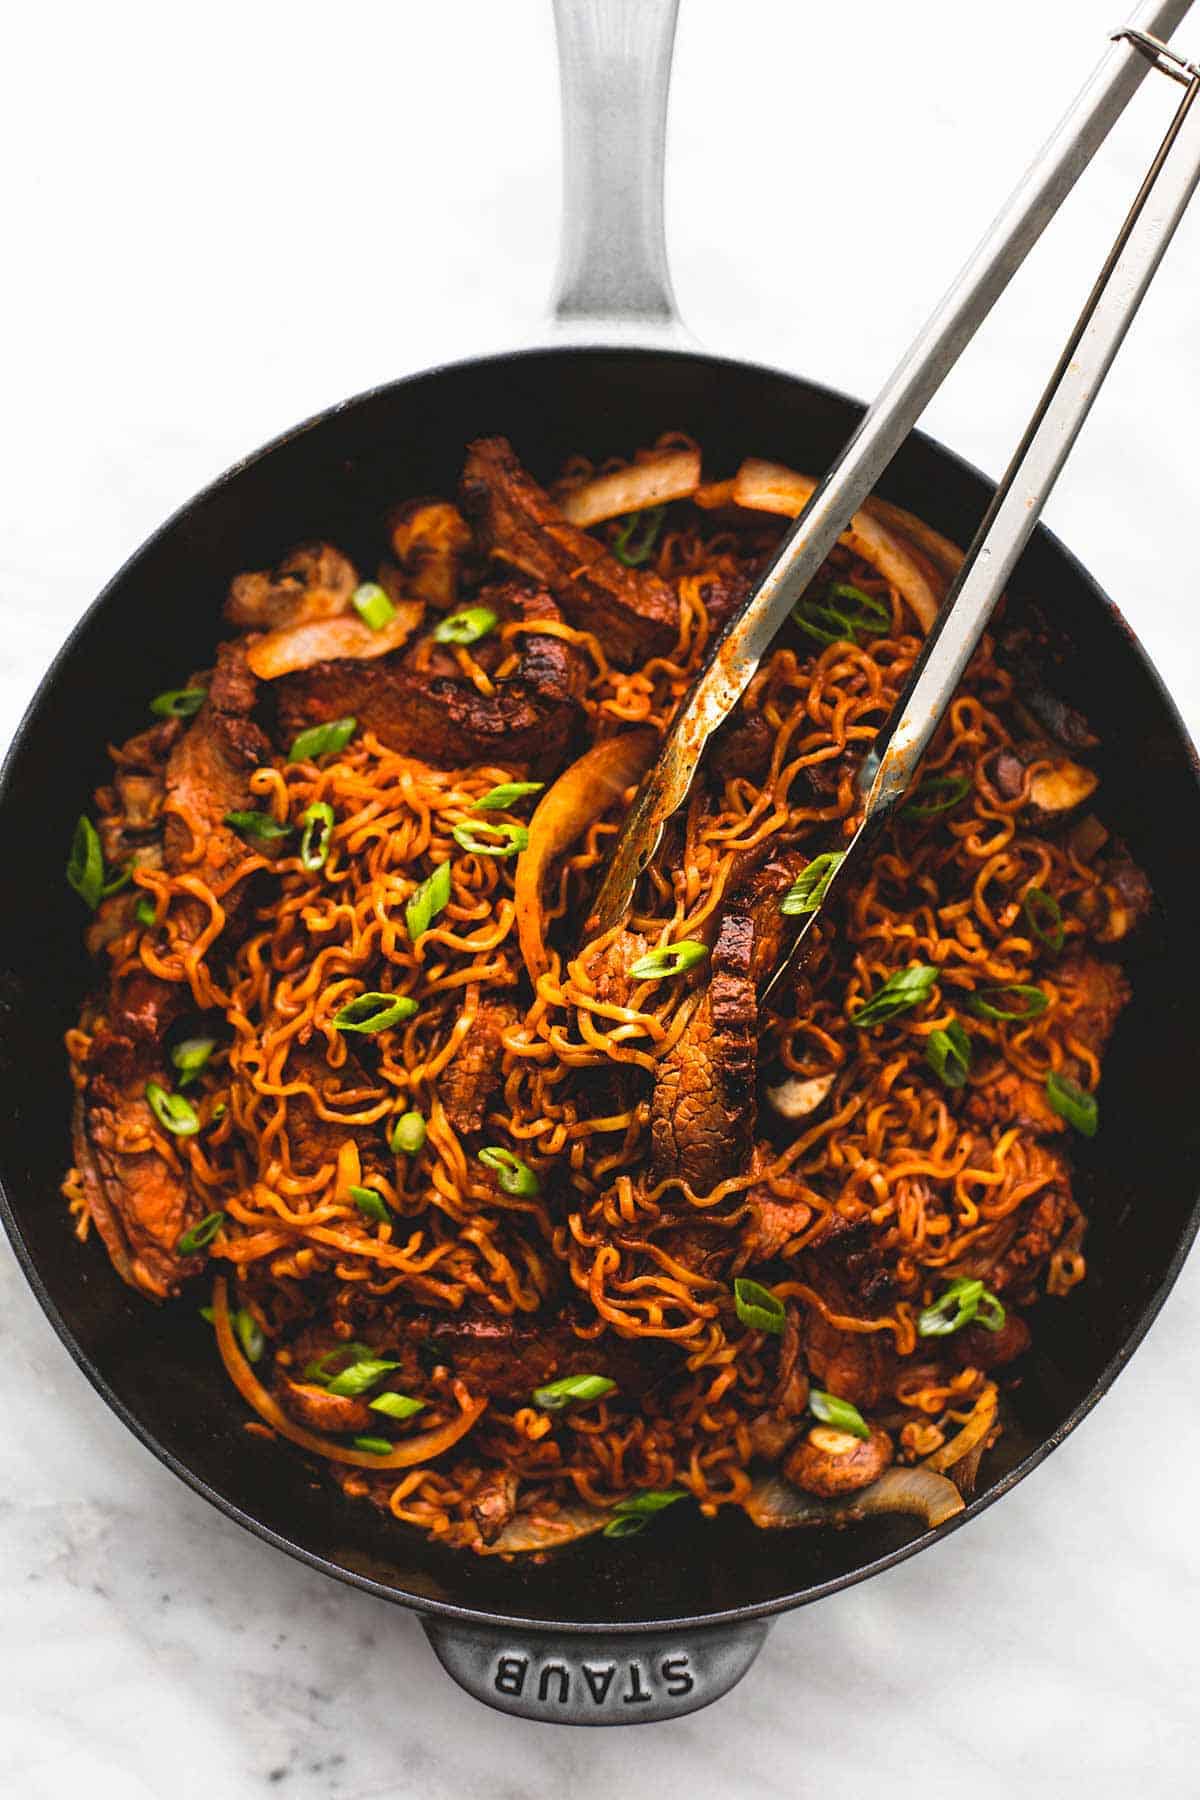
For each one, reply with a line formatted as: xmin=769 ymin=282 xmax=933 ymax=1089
xmin=5 ymin=1 xmax=1200 ymax=1792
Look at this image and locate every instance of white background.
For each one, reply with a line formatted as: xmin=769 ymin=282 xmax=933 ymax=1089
xmin=4 ymin=2 xmax=1200 ymax=1794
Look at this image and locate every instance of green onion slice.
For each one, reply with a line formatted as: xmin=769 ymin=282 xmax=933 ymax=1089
xmin=612 ymin=504 xmax=666 ymax=567
xmin=288 ymin=716 xmax=357 ymax=763
xmin=917 ymin=1276 xmax=1006 ymax=1338
xmin=176 ymin=1210 xmax=225 ymax=1255
xmin=602 ymin=1513 xmax=649 ymax=1539
xmin=611 ymin=1487 xmax=686 ymax=1517
xmin=171 ymin=1036 xmax=216 ymax=1088
xmin=299 ymin=801 xmax=336 ymax=872
xmin=902 ymin=773 xmax=971 ymax=820
xmin=809 ymin=1389 xmax=871 ymax=1440
xmin=851 ymin=963 xmax=938 ymax=1028
xmin=326 ymin=1357 xmax=401 ymax=1398
xmin=349 ymin=1185 xmax=389 ymax=1222
xmin=368 ymin=1391 xmax=426 ymax=1421
xmin=780 ymin=851 xmax=845 ymax=916
xmin=792 ymin=582 xmax=891 ymax=647
xmin=145 ymin=1080 xmax=200 ymax=1137
xmin=100 ymin=865 xmax=133 ymax=899
xmin=451 ymin=820 xmax=528 ymax=858
xmin=224 ymin=810 xmax=293 ymax=842
xmin=967 ymin=983 xmax=1050 ymax=1023
xmin=199 ymin=1305 xmax=215 ymax=1324
xmin=1023 ymin=886 xmax=1065 ymax=953
xmin=478 ymin=1146 xmax=540 ymax=1197
xmin=302 ymin=1342 xmax=374 ymax=1384
xmin=333 ymin=992 xmax=418 ymax=1033
xmin=234 ymin=1307 xmax=265 ymax=1363
xmin=1045 ymin=1070 xmax=1098 ymax=1137
xmin=352 ymin=582 xmax=397 ymax=631
xmin=475 ymin=781 xmax=545 ymax=812
xmin=925 ymin=1020 xmax=971 ymax=1089
xmin=433 ymin=606 xmax=497 ymax=646
xmin=629 ymin=940 xmax=709 ymax=981
xmin=135 ymin=894 xmax=159 ymax=927
xmin=352 ymin=1436 xmax=395 ymax=1455
xmin=532 ymin=1373 xmax=617 ymax=1411
xmin=150 ymin=687 xmax=206 ymax=718
xmin=733 ymin=1276 xmax=786 ymax=1335
xmin=406 ymin=861 xmax=452 ymax=941
xmin=391 ymin=1111 xmax=427 ymax=1156
xmin=67 ymin=815 xmax=105 ymax=911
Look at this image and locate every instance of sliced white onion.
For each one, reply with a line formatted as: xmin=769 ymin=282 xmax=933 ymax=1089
xmin=559 ymin=450 xmax=701 ymax=528
xmin=743 ymin=1465 xmax=965 ymax=1531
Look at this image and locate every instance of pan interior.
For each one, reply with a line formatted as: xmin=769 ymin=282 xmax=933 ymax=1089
xmin=3 ymin=347 xmax=1198 ymax=1628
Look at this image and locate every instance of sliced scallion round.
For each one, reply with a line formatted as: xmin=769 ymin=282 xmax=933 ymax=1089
xmin=352 ymin=582 xmax=397 ymax=631
xmin=333 ymin=992 xmax=418 ymax=1033
xmin=66 ymin=815 xmax=104 ymax=911
xmin=925 ymin=1020 xmax=971 ymax=1089
xmin=176 ymin=1211 xmax=225 ymax=1255
xmin=532 ymin=1372 xmax=617 ymax=1411
xmin=478 ymin=1146 xmax=540 ymax=1197
xmin=612 ymin=505 xmax=666 ymax=568
xmin=733 ymin=1276 xmax=786 ymax=1335
xmin=780 ymin=851 xmax=844 ymax=917
xmin=475 ymin=781 xmax=545 ymax=811
xmin=902 ymin=773 xmax=971 ymax=820
xmin=1023 ymin=886 xmax=1065 ymax=952
xmin=145 ymin=1080 xmax=200 ymax=1137
xmin=234 ymin=1307 xmax=265 ymax=1363
xmin=352 ymin=1436 xmax=395 ymax=1455
xmin=299 ymin=801 xmax=336 ymax=872
xmin=171 ymin=1036 xmax=216 ymax=1088
xmin=967 ymin=983 xmax=1050 ymax=1023
xmin=452 ymin=820 xmax=528 ymax=858
xmin=150 ymin=687 xmax=206 ymax=718
xmin=1045 ymin=1070 xmax=1098 ymax=1137
xmin=288 ymin=716 xmax=357 ymax=762
xmin=224 ymin=810 xmax=293 ymax=842
xmin=368 ymin=1391 xmax=426 ymax=1421
xmin=629 ymin=940 xmax=708 ymax=981
xmin=809 ymin=1389 xmax=871 ymax=1440
xmin=326 ymin=1356 xmax=401 ymax=1398
xmin=391 ymin=1111 xmax=427 ymax=1156
xmin=433 ymin=606 xmax=497 ymax=646
xmin=851 ymin=963 xmax=937 ymax=1028
xmin=349 ymin=1185 xmax=389 ymax=1223
xmin=406 ymin=861 xmax=452 ymax=942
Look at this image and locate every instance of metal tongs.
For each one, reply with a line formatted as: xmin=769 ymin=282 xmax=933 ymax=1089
xmin=590 ymin=5 xmax=1200 ymax=999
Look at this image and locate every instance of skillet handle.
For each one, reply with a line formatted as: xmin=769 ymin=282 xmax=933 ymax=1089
xmin=550 ymin=0 xmax=686 ymax=339
xmin=421 ymin=1613 xmax=770 ymax=1724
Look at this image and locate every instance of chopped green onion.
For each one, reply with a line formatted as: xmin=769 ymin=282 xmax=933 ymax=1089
xmin=612 ymin=504 xmax=666 ymax=567
xmin=792 ymin=582 xmax=891 ymax=647
xmin=224 ymin=810 xmax=293 ymax=842
xmin=100 ymin=865 xmax=133 ymax=898
xmin=349 ymin=1185 xmax=389 ymax=1223
xmin=602 ymin=1513 xmax=650 ymax=1538
xmin=176 ymin=1211 xmax=225 ymax=1255
xmin=629 ymin=940 xmax=709 ymax=981
xmin=917 ymin=1276 xmax=1006 ymax=1338
xmin=451 ymin=820 xmax=528 ymax=858
xmin=171 ymin=1036 xmax=216 ymax=1088
xmin=809 ymin=1389 xmax=871 ymax=1440
xmin=288 ymin=716 xmax=357 ymax=762
xmin=532 ymin=1373 xmax=617 ymax=1411
xmin=150 ymin=687 xmax=206 ymax=718
xmin=851 ymin=963 xmax=938 ymax=1028
xmin=234 ymin=1307 xmax=265 ymax=1363
xmin=67 ymin=816 xmax=105 ymax=911
xmin=208 ymin=1101 xmax=227 ymax=1124
xmin=352 ymin=1436 xmax=395 ymax=1455
xmin=925 ymin=1020 xmax=971 ymax=1089
xmin=135 ymin=894 xmax=158 ymax=927
xmin=610 ymin=1487 xmax=686 ymax=1517
xmin=475 ymin=781 xmax=545 ymax=812
xmin=902 ymin=773 xmax=971 ymax=820
xmin=199 ymin=1305 xmax=215 ymax=1324
xmin=780 ymin=852 xmax=845 ymax=916
xmin=145 ymin=1081 xmax=200 ymax=1137
xmin=391 ymin=1111 xmax=427 ymax=1156
xmin=967 ymin=984 xmax=1050 ymax=1023
xmin=827 ymin=582 xmax=891 ymax=629
xmin=326 ymin=1357 xmax=401 ymax=1398
xmin=333 ymin=992 xmax=418 ymax=1033
xmin=733 ymin=1276 xmax=786 ymax=1335
xmin=433 ymin=606 xmax=497 ymax=645
xmin=368 ymin=1391 xmax=426 ymax=1421
xmin=352 ymin=582 xmax=396 ymax=631
xmin=299 ymin=801 xmax=336 ymax=872
xmin=478 ymin=1146 xmax=540 ymax=1197
xmin=1045 ymin=1070 xmax=1098 ymax=1137
xmin=406 ymin=861 xmax=452 ymax=941
xmin=1023 ymin=886 xmax=1065 ymax=953
xmin=302 ymin=1341 xmax=374 ymax=1384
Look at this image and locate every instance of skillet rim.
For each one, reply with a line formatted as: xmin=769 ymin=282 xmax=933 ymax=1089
xmin=2 ymin=341 xmax=1198 ymax=1636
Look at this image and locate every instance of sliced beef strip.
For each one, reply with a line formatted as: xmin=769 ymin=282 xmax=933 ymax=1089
xmin=225 ymin=541 xmax=358 ymax=631
xmin=800 ymin=1303 xmax=897 ymax=1409
xmin=649 ymin=853 xmax=805 ymax=1195
xmin=470 ymin=1469 xmax=520 ymax=1546
xmin=439 ymin=1001 xmax=519 ymax=1136
xmin=274 ymin=582 xmax=587 ymax=777
xmin=72 ymin=1079 xmax=203 ymax=1301
xmin=411 ymin=1313 xmax=661 ymax=1403
xmin=460 ymin=436 xmax=679 ymax=666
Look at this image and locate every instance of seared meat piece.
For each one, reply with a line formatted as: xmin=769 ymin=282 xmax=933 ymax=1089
xmin=784 ymin=1424 xmax=893 ymax=1498
xmin=460 ymin=437 xmax=679 ymax=666
xmin=999 ymin=622 xmax=1101 ymax=752
xmin=1057 ymin=954 xmax=1129 ymax=1058
xmin=801 ymin=1307 xmax=895 ymax=1409
xmin=225 ymin=541 xmax=358 ymax=631
xmin=738 ymin=1188 xmax=814 ymax=1265
xmin=275 ymin=583 xmax=586 ymax=776
xmin=414 ymin=1314 xmax=659 ymax=1402
xmin=389 ymin=500 xmax=473 ymax=609
xmin=991 ymin=1182 xmax=1084 ymax=1299
xmin=279 ymin=1379 xmax=373 ymax=1435
xmin=963 ymin=1068 xmax=1065 ymax=1137
xmin=709 ymin=711 xmax=773 ymax=784
xmin=650 ymin=853 xmax=805 ymax=1194
xmin=439 ymin=1001 xmax=518 ymax=1136
xmin=745 ymin=1307 xmax=810 ymax=1459
xmin=950 ymin=1310 xmax=1031 ymax=1370
xmin=273 ymin=1042 xmax=388 ymax=1182
xmin=1075 ymin=853 xmax=1152 ymax=944
xmin=164 ymin=641 xmax=272 ymax=935
xmin=90 ymin=970 xmax=186 ymax=1081
xmin=71 ymin=1079 xmax=202 ymax=1300
xmin=470 ymin=1468 xmax=519 ymax=1545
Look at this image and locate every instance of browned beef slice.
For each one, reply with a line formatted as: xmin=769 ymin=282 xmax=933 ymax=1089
xmin=460 ymin=437 xmax=679 ymax=666
xmin=414 ymin=1315 xmax=659 ymax=1402
xmin=274 ymin=583 xmax=586 ymax=776
xmin=989 ymin=1179 xmax=1084 ymax=1300
xmin=650 ymin=853 xmax=805 ymax=1194
xmin=274 ymin=1043 xmax=387 ymax=1181
xmin=800 ymin=1306 xmax=896 ymax=1408
xmin=963 ymin=1068 xmax=1065 ymax=1137
xmin=470 ymin=1469 xmax=519 ymax=1545
xmin=72 ymin=1080 xmax=203 ymax=1300
xmin=709 ymin=711 xmax=774 ymax=784
xmin=278 ymin=1380 xmax=373 ymax=1435
xmin=225 ymin=541 xmax=358 ymax=630
xmin=439 ymin=1002 xmax=518 ymax=1135
xmin=964 ymin=955 xmax=1127 ymax=1138
xmin=1057 ymin=954 xmax=1129 ymax=1055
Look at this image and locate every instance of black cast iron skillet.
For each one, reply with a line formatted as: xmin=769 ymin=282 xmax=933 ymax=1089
xmin=3 ymin=2 xmax=1200 ymax=1725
